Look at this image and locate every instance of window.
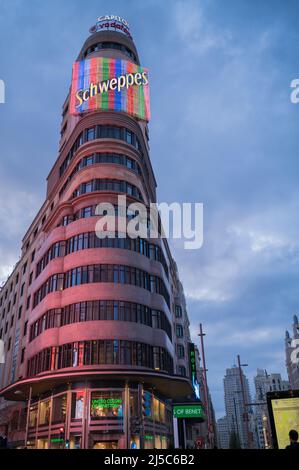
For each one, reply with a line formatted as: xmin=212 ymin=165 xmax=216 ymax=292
xmin=126 ymin=130 xmax=133 ymax=145
xmin=84 ymin=42 xmax=137 ymax=62
xmin=29 ymin=272 xmax=33 ymax=286
xmin=26 ymin=296 xmax=31 ymax=310
xmin=21 ymin=348 xmax=25 ymax=363
xmin=39 ymin=400 xmax=50 ymax=425
xmin=175 ymin=305 xmax=182 ymax=318
xmin=23 ymin=321 xmax=28 ymax=336
xmin=20 ymin=283 xmax=25 ymax=297
xmin=18 ymin=306 xmax=22 ymax=319
xmin=29 ymin=406 xmax=38 ymax=428
xmin=71 ymin=392 xmax=84 ymax=420
xmin=72 ymin=179 xmax=143 ymax=201
xmin=177 ymin=344 xmax=185 ymax=358
xmin=52 ymin=394 xmax=67 ymax=423
xmin=27 ymin=341 xmax=173 ymax=376
xmin=86 ymin=127 xmax=95 ymax=141
xmin=23 ymin=262 xmax=27 ymax=275
xmin=30 ymin=302 xmax=171 ymax=341
xmin=90 ymin=391 xmax=123 ymax=419
xmin=33 ymin=265 xmax=169 ymax=308
xmin=176 ymin=324 xmax=184 ymax=338
xmin=31 ymin=250 xmax=35 ymax=262
xmin=59 ymin=125 xmax=143 ymax=177
xmin=7 ymin=337 xmax=11 ymax=351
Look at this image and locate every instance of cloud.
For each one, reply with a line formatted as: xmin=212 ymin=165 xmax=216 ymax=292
xmin=0 ymin=0 xmax=299 ymax=419
xmin=172 ymin=0 xmax=233 ymax=55
xmin=0 ymin=178 xmax=40 ymax=284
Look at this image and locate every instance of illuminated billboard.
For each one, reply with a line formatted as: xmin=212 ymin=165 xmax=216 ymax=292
xmin=70 ymin=57 xmax=150 ymax=121
xmin=269 ymin=396 xmax=299 ymax=448
xmin=89 ymin=15 xmax=132 ymax=39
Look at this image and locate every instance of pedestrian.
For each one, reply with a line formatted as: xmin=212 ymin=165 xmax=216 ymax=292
xmin=285 ymin=429 xmax=299 ymax=449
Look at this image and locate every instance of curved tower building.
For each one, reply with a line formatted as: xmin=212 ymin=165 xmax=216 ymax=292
xmin=0 ymin=17 xmax=196 ymax=449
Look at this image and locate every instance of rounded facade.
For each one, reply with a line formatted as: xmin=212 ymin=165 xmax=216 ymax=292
xmin=0 ymin=25 xmax=193 ymax=450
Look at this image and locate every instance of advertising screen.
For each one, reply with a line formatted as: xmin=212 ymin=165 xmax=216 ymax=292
xmin=70 ymin=57 xmax=150 ymax=121
xmin=270 ymin=397 xmax=299 ymax=448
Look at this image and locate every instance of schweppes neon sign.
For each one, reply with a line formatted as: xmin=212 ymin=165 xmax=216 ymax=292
xmin=70 ymin=57 xmax=150 ymax=121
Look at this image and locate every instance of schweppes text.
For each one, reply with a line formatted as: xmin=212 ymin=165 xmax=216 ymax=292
xmin=76 ymin=71 xmax=148 ymax=108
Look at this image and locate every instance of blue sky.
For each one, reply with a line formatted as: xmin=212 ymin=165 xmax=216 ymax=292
xmin=0 ymin=0 xmax=299 ymax=418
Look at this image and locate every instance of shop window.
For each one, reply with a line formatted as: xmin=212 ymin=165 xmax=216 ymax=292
xmin=29 ymin=405 xmax=38 ymax=428
xmin=52 ymin=394 xmax=67 ymax=424
xmin=38 ymin=400 xmax=50 ymax=426
xmin=129 ymin=391 xmax=139 ymax=419
xmin=90 ymin=392 xmax=123 ymax=419
xmin=69 ymin=435 xmax=81 ymax=449
xmin=71 ymin=392 xmax=84 ymax=420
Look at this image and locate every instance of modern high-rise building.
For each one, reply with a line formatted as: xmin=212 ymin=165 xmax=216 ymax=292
xmin=223 ymin=365 xmax=252 ymax=449
xmin=217 ymin=416 xmax=229 ymax=449
xmin=285 ymin=315 xmax=299 ymax=390
xmin=0 ymin=16 xmax=196 ymax=449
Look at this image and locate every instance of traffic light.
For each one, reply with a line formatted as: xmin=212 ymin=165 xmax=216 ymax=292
xmin=59 ymin=427 xmax=65 ymax=440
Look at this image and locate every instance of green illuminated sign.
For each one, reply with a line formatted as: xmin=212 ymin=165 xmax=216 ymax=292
xmin=91 ymin=397 xmax=123 ymax=408
xmin=173 ymin=404 xmax=204 ymax=419
xmin=50 ymin=438 xmax=64 ymax=443
xmin=144 ymin=435 xmax=154 ymax=440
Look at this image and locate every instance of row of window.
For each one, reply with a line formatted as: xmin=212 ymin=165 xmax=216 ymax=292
xmin=33 ymin=264 xmax=170 ymax=308
xmin=71 ymin=178 xmax=143 ymax=201
xmin=59 ymin=152 xmax=141 ymax=197
xmin=84 ymin=41 xmax=137 ymax=62
xmin=58 ymin=204 xmax=161 ymax=235
xmin=27 ymin=390 xmax=169 ymax=429
xmin=36 ymin=232 xmax=168 ymax=279
xmin=26 ymin=340 xmax=174 ymax=377
xmin=59 ymin=125 xmax=142 ymax=177
xmin=29 ymin=300 xmax=172 ymax=342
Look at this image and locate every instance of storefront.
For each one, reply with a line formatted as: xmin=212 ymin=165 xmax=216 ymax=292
xmin=24 ymin=381 xmax=173 ymax=449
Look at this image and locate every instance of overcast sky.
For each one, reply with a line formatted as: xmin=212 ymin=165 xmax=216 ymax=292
xmin=0 ymin=0 xmax=299 ymax=418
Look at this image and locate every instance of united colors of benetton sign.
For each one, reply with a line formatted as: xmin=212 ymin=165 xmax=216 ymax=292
xmin=173 ymin=404 xmax=205 ymax=419
xmin=70 ymin=57 xmax=150 ymax=121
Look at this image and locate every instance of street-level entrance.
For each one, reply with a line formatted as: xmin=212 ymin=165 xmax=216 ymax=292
xmin=93 ymin=440 xmax=118 ymax=449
